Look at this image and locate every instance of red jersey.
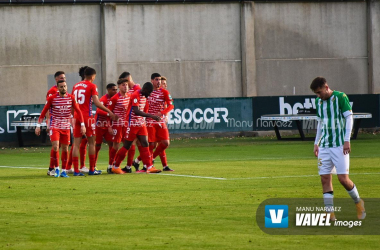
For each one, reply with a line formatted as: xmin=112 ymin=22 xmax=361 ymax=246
xmin=38 ymin=93 xmax=83 ymax=130
xmin=146 ymin=88 xmax=174 ymax=124
xmin=95 ymin=94 xmax=112 ymax=127
xmin=72 ymin=80 xmax=98 ymax=117
xmin=108 ymin=92 xmax=131 ymax=126
xmin=128 ymin=84 xmax=141 ymax=94
xmin=128 ymin=90 xmax=148 ymax=126
xmin=46 ymin=85 xmax=59 ymax=100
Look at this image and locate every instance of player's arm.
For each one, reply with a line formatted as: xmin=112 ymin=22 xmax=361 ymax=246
xmin=132 ymin=106 xmax=161 ymax=121
xmin=339 ymin=93 xmax=353 ymax=155
xmin=93 ymin=95 xmax=118 ymax=121
xmin=160 ymin=91 xmax=174 ymax=115
xmin=72 ymin=97 xmax=86 ymax=136
xmin=35 ymin=98 xmax=52 ymax=136
xmin=313 ymin=119 xmax=322 ymax=157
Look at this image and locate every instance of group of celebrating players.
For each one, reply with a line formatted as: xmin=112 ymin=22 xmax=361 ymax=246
xmin=35 ymin=66 xmax=174 ymax=177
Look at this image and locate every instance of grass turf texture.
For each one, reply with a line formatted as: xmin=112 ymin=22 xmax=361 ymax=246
xmin=0 ymin=134 xmax=379 ymax=249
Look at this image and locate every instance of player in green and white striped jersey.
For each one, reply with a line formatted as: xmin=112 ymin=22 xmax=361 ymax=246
xmin=310 ymin=77 xmax=365 ymax=221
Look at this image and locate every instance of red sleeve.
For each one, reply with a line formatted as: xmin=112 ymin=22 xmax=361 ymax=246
xmin=91 ymin=83 xmax=99 ymax=97
xmin=96 ymin=95 xmax=109 ymax=116
xmin=144 ymin=99 xmax=149 ymax=113
xmin=38 ymin=96 xmax=53 ymax=123
xmin=108 ymin=94 xmax=118 ymax=112
xmin=161 ymin=89 xmax=174 ymax=115
xmin=71 ymin=95 xmax=84 ymax=123
xmin=132 ymin=92 xmax=140 ymax=107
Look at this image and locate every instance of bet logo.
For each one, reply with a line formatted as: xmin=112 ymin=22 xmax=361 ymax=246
xmin=265 ymin=205 xmax=288 ymax=228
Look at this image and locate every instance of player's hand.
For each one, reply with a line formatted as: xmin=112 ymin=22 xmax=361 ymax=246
xmin=110 ymin=112 xmax=119 ymax=121
xmin=154 ymin=112 xmax=162 ymax=117
xmin=35 ymin=127 xmax=41 ymax=136
xmin=152 ymin=115 xmax=161 ymax=122
xmin=81 ymin=126 xmax=86 ymax=136
xmin=313 ymin=144 xmax=319 ymax=157
xmin=108 ymin=126 xmax=113 ymax=135
xmin=343 ymin=141 xmax=351 ymax=155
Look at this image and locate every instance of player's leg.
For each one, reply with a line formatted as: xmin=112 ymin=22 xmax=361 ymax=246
xmin=137 ymin=132 xmax=161 ymax=174
xmin=49 ymin=129 xmax=61 ymax=178
xmin=66 ymin=145 xmax=74 ymax=174
xmin=95 ymin=126 xmax=106 ymax=167
xmin=46 ymin=129 xmax=56 ymax=176
xmin=153 ymin=124 xmax=172 ymax=171
xmin=110 ymin=126 xmax=124 ymax=174
xmin=318 ymin=147 xmax=336 ymax=221
xmin=59 ymin=130 xmax=70 ymax=178
xmin=125 ymin=142 xmax=136 ymax=170
xmin=84 ymin=118 xmax=100 ymax=175
xmin=72 ymin=120 xmax=85 ymax=176
xmin=112 ymin=139 xmax=133 ymax=174
xmin=332 ymin=146 xmax=366 ymax=219
xmin=79 ymin=137 xmax=88 ymax=172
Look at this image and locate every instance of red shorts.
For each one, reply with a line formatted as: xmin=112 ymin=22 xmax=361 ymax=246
xmin=95 ymin=126 xmax=113 ymax=144
xmin=49 ymin=129 xmax=70 ymax=145
xmin=74 ymin=116 xmax=96 ymax=138
xmin=112 ymin=126 xmax=126 ymax=143
xmin=125 ymin=125 xmax=148 ymax=141
xmin=147 ymin=123 xmax=169 ymax=142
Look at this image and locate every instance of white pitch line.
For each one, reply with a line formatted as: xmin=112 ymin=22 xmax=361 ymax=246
xmin=160 ymin=173 xmax=226 ymax=180
xmin=1 ymin=166 xmax=380 ymax=181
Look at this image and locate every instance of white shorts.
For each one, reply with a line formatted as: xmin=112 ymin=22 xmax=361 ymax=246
xmin=318 ymin=146 xmax=349 ymax=175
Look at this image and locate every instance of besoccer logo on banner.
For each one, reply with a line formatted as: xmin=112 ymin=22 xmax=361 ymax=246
xmin=265 ymin=205 xmax=289 ymax=228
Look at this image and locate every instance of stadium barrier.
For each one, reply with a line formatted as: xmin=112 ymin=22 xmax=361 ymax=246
xmin=0 ymin=95 xmax=379 ymax=145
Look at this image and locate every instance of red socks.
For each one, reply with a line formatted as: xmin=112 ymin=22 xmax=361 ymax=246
xmin=95 ymin=145 xmax=101 ymax=163
xmin=159 ymin=151 xmax=168 ymax=167
xmin=109 ymin=148 xmax=117 ymax=165
xmin=114 ymin=147 xmax=128 ymax=168
xmin=80 ymin=138 xmax=87 ymax=168
xmin=89 ymin=155 xmax=96 ymax=172
xmin=127 ymin=144 xmax=136 ymax=166
xmin=138 ymin=146 xmax=152 ymax=167
xmin=72 ymin=157 xmax=79 ymax=173
xmin=61 ymin=151 xmax=68 ymax=170
xmin=66 ymin=146 xmax=73 ymax=170
xmin=153 ymin=143 xmax=168 ymax=160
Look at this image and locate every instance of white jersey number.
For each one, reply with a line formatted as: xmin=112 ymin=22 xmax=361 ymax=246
xmin=73 ymin=89 xmax=86 ymax=104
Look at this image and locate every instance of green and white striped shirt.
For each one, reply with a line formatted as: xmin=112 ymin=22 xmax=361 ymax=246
xmin=315 ymin=91 xmax=352 ymax=148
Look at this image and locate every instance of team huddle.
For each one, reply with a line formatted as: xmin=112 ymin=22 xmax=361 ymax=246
xmin=35 ymin=67 xmax=174 ymax=177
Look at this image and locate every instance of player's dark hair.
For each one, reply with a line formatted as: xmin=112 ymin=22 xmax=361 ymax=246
xmin=142 ymin=82 xmax=154 ymax=92
xmin=151 ymin=73 xmax=161 ymax=80
xmin=79 ymin=66 xmax=89 ymax=80
xmin=54 ymin=71 xmax=65 ymax=78
xmin=56 ymin=80 xmax=66 ymax=86
xmin=119 ymin=72 xmax=130 ymax=79
xmin=310 ymin=77 xmax=327 ymax=91
xmin=106 ymin=83 xmax=116 ymax=89
xmin=117 ymin=78 xmax=128 ymax=85
xmin=84 ymin=67 xmax=96 ymax=77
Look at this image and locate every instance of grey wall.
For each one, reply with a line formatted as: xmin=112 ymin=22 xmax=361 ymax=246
xmin=115 ymin=4 xmax=242 ymax=98
xmin=0 ymin=2 xmax=379 ymax=106
xmin=0 ymin=5 xmax=102 ymax=105
xmin=254 ymin=2 xmax=368 ymax=96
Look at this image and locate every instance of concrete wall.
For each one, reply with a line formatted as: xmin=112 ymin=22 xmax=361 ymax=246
xmin=0 ymin=2 xmax=379 ymax=106
xmin=0 ymin=5 xmax=102 ymax=105
xmin=115 ymin=4 xmax=242 ymax=98
xmin=254 ymin=2 xmax=368 ymax=96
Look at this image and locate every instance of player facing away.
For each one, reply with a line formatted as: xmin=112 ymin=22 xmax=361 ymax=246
xmin=67 ymin=66 xmax=92 ymax=174
xmin=71 ymin=67 xmax=117 ymax=175
xmin=119 ymin=72 xmax=142 ymax=171
xmin=45 ymin=71 xmax=66 ymax=176
xmin=311 ymin=77 xmax=366 ymax=220
xmin=94 ymin=83 xmax=118 ymax=170
xmin=112 ymin=82 xmax=161 ymax=174
xmin=35 ymin=80 xmax=85 ymax=177
xmin=138 ymin=73 xmax=174 ymax=171
xmin=107 ymin=78 xmax=131 ymax=174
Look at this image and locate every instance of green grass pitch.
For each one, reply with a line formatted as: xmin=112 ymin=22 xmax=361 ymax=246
xmin=0 ymin=134 xmax=379 ymax=249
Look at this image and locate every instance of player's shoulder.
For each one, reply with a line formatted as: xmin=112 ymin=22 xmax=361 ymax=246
xmin=134 ymin=84 xmax=141 ymax=90
xmin=333 ymin=90 xmax=348 ymax=98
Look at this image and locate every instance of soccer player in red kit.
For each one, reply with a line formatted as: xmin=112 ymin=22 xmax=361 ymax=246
xmin=45 ymin=71 xmax=66 ymax=176
xmin=71 ymin=67 xmax=117 ymax=175
xmin=94 ymin=83 xmax=118 ymax=170
xmin=36 ymin=80 xmax=85 ymax=177
xmin=107 ymin=78 xmax=131 ymax=174
xmin=112 ymin=82 xmax=161 ymax=174
xmin=134 ymin=73 xmax=174 ymax=171
xmin=119 ymin=72 xmax=142 ymax=171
